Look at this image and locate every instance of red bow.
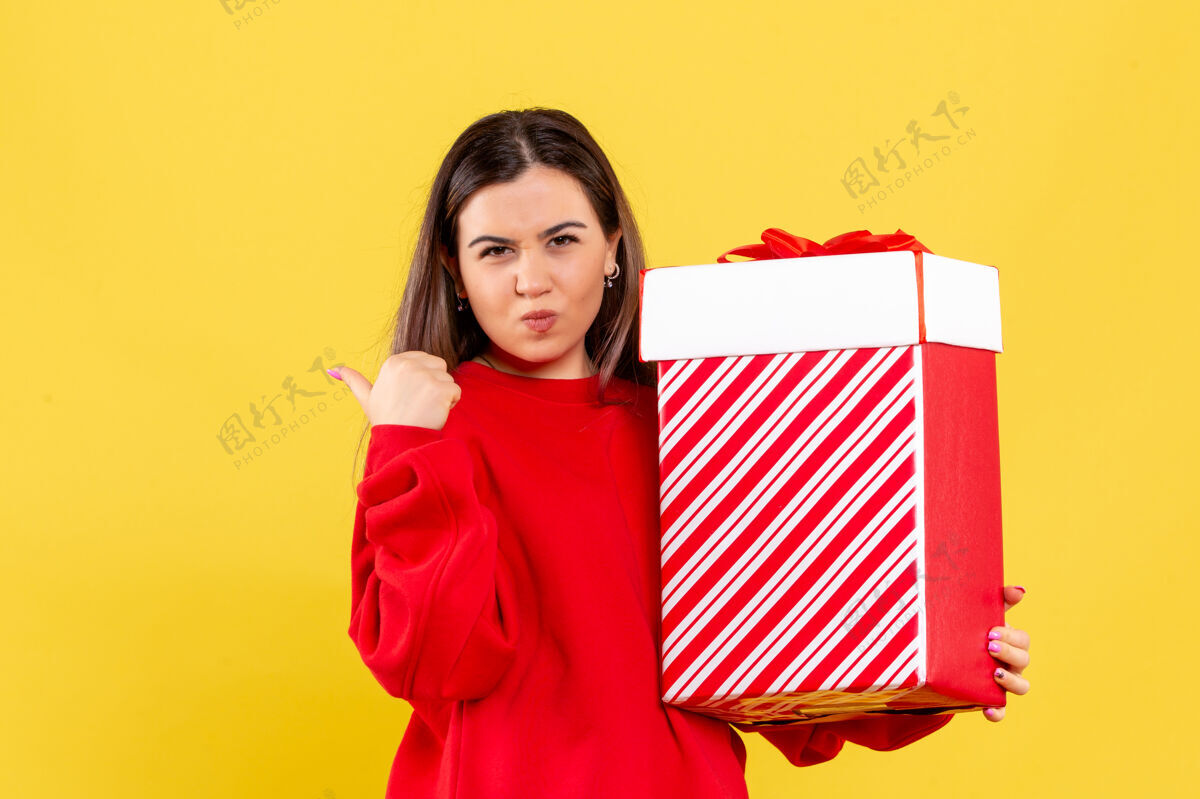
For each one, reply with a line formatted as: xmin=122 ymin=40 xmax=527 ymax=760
xmin=717 ymin=228 xmax=933 ymax=262
xmin=716 ymin=228 xmax=934 ymax=343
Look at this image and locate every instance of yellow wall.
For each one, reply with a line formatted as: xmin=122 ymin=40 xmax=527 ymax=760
xmin=2 ymin=1 xmax=1194 ymax=796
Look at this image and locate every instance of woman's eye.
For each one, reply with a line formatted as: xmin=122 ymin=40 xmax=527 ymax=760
xmin=482 ymin=236 xmax=576 ymax=258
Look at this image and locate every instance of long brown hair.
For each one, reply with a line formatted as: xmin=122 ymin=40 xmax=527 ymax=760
xmin=351 ymin=108 xmax=657 ymax=481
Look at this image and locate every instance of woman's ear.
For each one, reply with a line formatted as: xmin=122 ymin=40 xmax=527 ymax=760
xmin=607 ymin=227 xmax=623 ymax=262
xmin=439 ymin=243 xmax=463 ymax=292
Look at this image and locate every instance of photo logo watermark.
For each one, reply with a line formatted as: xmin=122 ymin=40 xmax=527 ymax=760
xmin=216 ymin=346 xmax=350 ymax=470
xmin=841 ymin=91 xmax=976 ymax=214
xmin=218 ymin=0 xmax=284 ymax=31
xmin=838 ymin=537 xmax=970 ymax=658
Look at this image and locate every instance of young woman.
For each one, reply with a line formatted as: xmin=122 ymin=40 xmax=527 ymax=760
xmin=331 ymin=108 xmax=1032 ymax=798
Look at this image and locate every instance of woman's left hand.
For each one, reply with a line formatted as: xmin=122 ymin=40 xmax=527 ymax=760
xmin=982 ymin=585 xmax=1031 ymax=722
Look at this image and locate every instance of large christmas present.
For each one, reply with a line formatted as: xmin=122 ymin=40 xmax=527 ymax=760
xmin=638 ymin=229 xmax=1007 ymax=725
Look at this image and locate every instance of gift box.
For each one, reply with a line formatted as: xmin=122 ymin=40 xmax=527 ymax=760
xmin=638 ymin=229 xmax=1006 ymax=725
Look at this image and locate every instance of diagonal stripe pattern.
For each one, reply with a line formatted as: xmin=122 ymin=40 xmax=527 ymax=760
xmin=657 ymin=346 xmax=927 ymax=719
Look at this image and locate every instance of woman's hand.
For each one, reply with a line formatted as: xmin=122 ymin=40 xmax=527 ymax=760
xmin=982 ymin=585 xmax=1031 ymax=722
xmin=332 ymin=351 xmax=462 ymax=431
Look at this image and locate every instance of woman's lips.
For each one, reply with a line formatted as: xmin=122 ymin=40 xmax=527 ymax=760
xmin=523 ymin=313 xmax=557 ymax=333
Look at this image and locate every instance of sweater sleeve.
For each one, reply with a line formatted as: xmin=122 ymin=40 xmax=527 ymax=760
xmin=731 ymin=712 xmax=954 ymax=767
xmin=347 ymin=423 xmax=520 ymax=703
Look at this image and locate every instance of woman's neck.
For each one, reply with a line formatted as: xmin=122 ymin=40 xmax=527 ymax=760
xmin=472 ymin=351 xmax=597 ymax=378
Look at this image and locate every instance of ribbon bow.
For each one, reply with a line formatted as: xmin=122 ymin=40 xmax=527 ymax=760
xmin=716 ymin=227 xmax=934 ymax=343
xmin=716 ymin=228 xmax=932 ymax=262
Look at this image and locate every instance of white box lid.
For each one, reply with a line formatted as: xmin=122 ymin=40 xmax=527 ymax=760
xmin=638 ymin=250 xmax=1002 ymax=362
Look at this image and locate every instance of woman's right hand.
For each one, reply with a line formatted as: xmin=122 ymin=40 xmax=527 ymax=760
xmin=335 ymin=351 xmax=462 ymax=431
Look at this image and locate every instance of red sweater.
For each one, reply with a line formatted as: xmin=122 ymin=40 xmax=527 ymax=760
xmin=348 ymin=360 xmax=953 ymax=798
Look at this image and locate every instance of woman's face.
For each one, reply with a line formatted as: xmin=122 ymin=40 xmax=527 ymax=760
xmin=444 ymin=165 xmax=621 ymax=380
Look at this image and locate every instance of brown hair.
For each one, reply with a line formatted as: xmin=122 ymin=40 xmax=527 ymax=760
xmin=350 ymin=107 xmax=657 ymax=481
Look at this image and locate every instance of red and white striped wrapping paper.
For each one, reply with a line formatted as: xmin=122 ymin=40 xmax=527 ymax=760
xmin=639 ymin=249 xmax=1006 ymax=725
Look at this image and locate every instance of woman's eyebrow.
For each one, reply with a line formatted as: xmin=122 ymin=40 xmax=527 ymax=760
xmin=467 ymin=220 xmax=587 ymax=248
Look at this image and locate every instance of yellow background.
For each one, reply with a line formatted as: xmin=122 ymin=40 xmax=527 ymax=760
xmin=3 ymin=1 xmax=1195 ymax=796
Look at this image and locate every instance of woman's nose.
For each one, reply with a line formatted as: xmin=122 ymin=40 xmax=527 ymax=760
xmin=514 ymin=250 xmax=552 ymax=296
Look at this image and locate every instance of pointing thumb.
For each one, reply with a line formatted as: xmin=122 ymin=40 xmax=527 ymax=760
xmin=328 ymin=366 xmax=372 ymax=418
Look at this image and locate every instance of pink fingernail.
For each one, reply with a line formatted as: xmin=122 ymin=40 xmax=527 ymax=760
xmin=326 ymin=368 xmax=342 ymax=381
xmin=988 ymin=641 xmax=1002 ymax=653
xmin=1015 ymin=586 xmax=1026 ymax=593
xmin=988 ymin=631 xmax=1002 ymax=640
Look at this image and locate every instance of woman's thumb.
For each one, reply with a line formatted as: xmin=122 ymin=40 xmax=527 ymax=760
xmin=328 ymin=366 xmax=371 ymax=415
